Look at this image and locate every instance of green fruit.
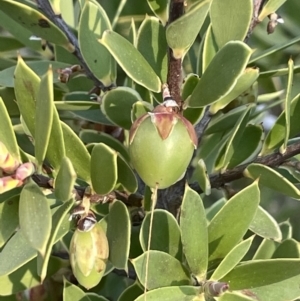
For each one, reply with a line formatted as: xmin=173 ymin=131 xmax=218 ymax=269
xmin=129 ymin=103 xmax=197 ymax=189
xmin=70 ymin=220 xmax=109 ymax=289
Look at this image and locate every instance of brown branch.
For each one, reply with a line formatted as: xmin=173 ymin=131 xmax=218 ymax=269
xmin=36 ymin=0 xmax=112 ymax=92
xmin=166 ymin=0 xmax=185 ymax=106
xmin=191 ymin=141 xmax=300 ymax=194
xmin=245 ymin=0 xmax=266 ymax=41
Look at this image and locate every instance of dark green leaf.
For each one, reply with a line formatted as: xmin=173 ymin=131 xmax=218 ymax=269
xmin=272 ymin=239 xmax=300 ymax=258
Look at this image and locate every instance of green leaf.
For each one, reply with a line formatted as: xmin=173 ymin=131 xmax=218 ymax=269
xmin=118 ymin=280 xmax=144 ymax=301
xmin=14 ymin=57 xmax=66 ymax=172
xmin=137 ymin=16 xmax=168 ymax=82
xmin=0 ymin=0 xmax=72 ymax=49
xmin=107 ymin=200 xmax=131 ymax=271
xmin=63 ymin=278 xmax=90 ymax=301
xmin=19 ymin=181 xmax=51 ymax=255
xmin=61 ymin=122 xmax=91 ymax=182
xmin=262 ymin=94 xmax=300 ymax=154
xmin=280 ymin=220 xmax=292 ymax=240
xmin=215 ymin=105 xmax=252 ymax=172
xmin=209 ymin=68 xmax=259 ymax=114
xmin=147 ymin=0 xmax=169 ymax=25
xmin=208 ymin=181 xmax=260 ymax=263
xmin=0 ymin=97 xmax=20 ymax=161
xmin=180 ymin=185 xmax=208 ymax=279
xmin=35 ymin=67 xmax=54 ymax=169
xmin=259 ymin=65 xmax=300 ymax=78
xmin=134 ymin=286 xmax=200 ymax=301
xmin=79 ymin=0 xmax=115 ymax=86
xmin=91 ymin=143 xmax=117 ymax=195
xmin=244 ymin=163 xmax=300 ymax=199
xmin=272 ymin=239 xmax=300 ymax=258
xmin=117 ymin=154 xmax=138 ymax=193
xmin=210 ymin=0 xmax=252 ymax=48
xmin=250 ymin=35 xmax=300 ymax=64
xmin=131 ymin=101 xmax=153 ymax=122
xmin=221 ymin=259 xmax=300 ymax=301
xmin=0 ymin=257 xmax=63 ymax=296
xmin=258 ymin=0 xmax=287 ymax=21
xmin=253 ymin=239 xmax=277 ymax=260
xmin=38 ymin=199 xmax=74 ymax=282
xmin=0 ymin=195 xmax=19 ymax=248
xmin=206 ymin=197 xmax=226 ymax=221
xmin=188 ymin=42 xmax=252 ymax=107
xmin=100 ymin=30 xmax=161 ymax=92
xmin=54 ymin=157 xmax=77 ymax=202
xmin=210 ymin=236 xmax=254 ymax=281
xmin=140 ymin=209 xmax=182 ymax=259
xmin=79 ymin=129 xmax=130 ymax=162
xmin=191 ymin=159 xmax=211 ymax=195
xmin=0 ymin=60 xmax=70 ymax=88
xmin=202 ymin=24 xmax=218 ymax=73
xmin=166 ymin=0 xmax=210 ymax=59
xmin=219 ymin=291 xmax=259 ymax=301
xmin=101 ymin=87 xmax=142 ymax=130
xmin=227 ymin=124 xmax=263 ymax=169
xmin=249 ymin=206 xmax=282 ymax=241
xmin=132 ymin=250 xmax=190 ymax=290
xmin=281 ymin=58 xmax=294 ymax=153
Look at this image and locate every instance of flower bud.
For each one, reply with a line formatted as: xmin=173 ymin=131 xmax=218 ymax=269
xmin=0 ymin=176 xmax=22 ymax=194
xmin=69 ymin=215 xmax=109 ymax=289
xmin=15 ymin=162 xmax=36 ymax=181
xmin=129 ymin=101 xmax=197 ymax=189
xmin=0 ymin=142 xmax=19 ymax=174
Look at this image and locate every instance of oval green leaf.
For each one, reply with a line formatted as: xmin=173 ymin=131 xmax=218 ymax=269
xmin=221 ymin=259 xmax=300 ymax=301
xmin=180 ymin=185 xmax=208 ymax=279
xmin=272 ymin=239 xmax=300 ymax=259
xmin=54 ymin=157 xmax=77 ymax=202
xmin=210 ymin=0 xmax=252 ymax=48
xmin=35 ymin=67 xmax=54 ymax=169
xmin=166 ymin=0 xmax=210 ymax=59
xmin=210 ymin=236 xmax=254 ymax=281
xmin=100 ymin=30 xmax=161 ymax=92
xmin=137 ymin=16 xmax=167 ymax=82
xmin=134 ymin=286 xmax=200 ymax=301
xmin=132 ymin=250 xmax=190 ymax=290
xmin=79 ymin=0 xmax=116 ymax=86
xmin=249 ymin=206 xmax=282 ymax=241
xmin=244 ymin=163 xmax=300 ymax=199
xmin=188 ymin=41 xmax=252 ymax=107
xmin=101 ymin=87 xmax=142 ymax=130
xmin=107 ymin=200 xmax=131 ymax=271
xmin=19 ymin=180 xmax=51 ymax=255
xmin=91 ymin=143 xmax=117 ymax=195
xmin=208 ymin=181 xmax=260 ymax=263
xmin=0 ymin=0 xmax=71 ymax=49
xmin=140 ymin=209 xmax=182 ymax=260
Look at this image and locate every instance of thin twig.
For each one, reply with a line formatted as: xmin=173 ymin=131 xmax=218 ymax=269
xmin=36 ymin=0 xmax=112 ymax=92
